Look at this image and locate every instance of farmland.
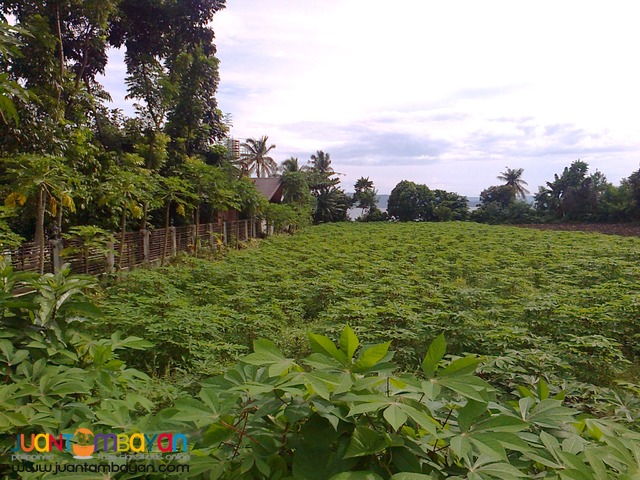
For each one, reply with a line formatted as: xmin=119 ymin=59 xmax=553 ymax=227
xmin=100 ymin=222 xmax=640 ymax=399
xmin=5 ymin=221 xmax=640 ymax=479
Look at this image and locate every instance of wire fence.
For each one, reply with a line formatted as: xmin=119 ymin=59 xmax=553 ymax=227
xmin=3 ymin=219 xmax=259 ymax=275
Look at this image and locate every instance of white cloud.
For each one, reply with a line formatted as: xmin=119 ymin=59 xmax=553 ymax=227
xmin=100 ymin=0 xmax=640 ymax=196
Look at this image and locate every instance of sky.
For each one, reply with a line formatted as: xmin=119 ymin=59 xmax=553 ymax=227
xmin=103 ymin=1 xmax=640 ymax=196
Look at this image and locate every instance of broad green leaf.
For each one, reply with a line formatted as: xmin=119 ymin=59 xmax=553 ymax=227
xmin=469 ymin=433 xmax=507 ymax=461
xmin=329 ymin=472 xmax=384 ymax=480
xmin=457 ymin=399 xmax=488 ymax=432
xmin=398 ymin=404 xmax=439 ymax=435
xmin=390 ymin=475 xmax=435 ymax=480
xmin=474 ymin=461 xmax=528 ymax=479
xmin=422 ymin=333 xmax=446 ymax=378
xmin=254 ymin=338 xmax=285 ymax=358
xmin=537 ymin=377 xmax=549 ymax=400
xmin=339 ymin=325 xmax=360 ymax=360
xmin=472 ymin=414 xmax=529 ymax=433
xmin=344 ymin=426 xmax=389 ymax=458
xmin=584 ymin=447 xmax=609 ymax=480
xmin=438 ymin=377 xmax=488 ymax=403
xmin=352 ymin=342 xmax=391 ymax=372
xmin=450 ymin=435 xmax=472 ymax=459
xmin=309 ymin=333 xmax=348 ymax=365
xmin=438 ymin=355 xmax=479 ymax=377
xmin=384 ymin=403 xmax=408 ymax=431
xmin=528 ymin=399 xmax=576 ymax=428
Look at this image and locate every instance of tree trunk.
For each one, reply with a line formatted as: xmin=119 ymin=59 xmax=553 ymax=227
xmin=54 ymin=2 xmax=65 ymax=107
xmin=194 ymin=206 xmax=199 ymax=257
xmin=118 ymin=205 xmax=126 ymax=270
xmin=56 ymin=202 xmax=63 ymax=237
xmin=141 ymin=202 xmax=148 ymax=230
xmin=161 ymin=202 xmax=170 ymax=266
xmin=35 ymin=186 xmax=46 ymax=274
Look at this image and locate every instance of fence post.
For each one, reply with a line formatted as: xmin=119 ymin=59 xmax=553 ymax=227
xmin=170 ymin=227 xmax=177 ymax=256
xmin=50 ymin=239 xmax=62 ymax=273
xmin=190 ymin=225 xmax=197 ymax=247
xmin=208 ymin=223 xmax=215 ymax=246
xmin=252 ymin=218 xmax=256 ymax=238
xmin=223 ymin=221 xmax=228 ymax=245
xmin=141 ymin=229 xmax=149 ymax=264
xmin=106 ymin=241 xmax=115 ymax=273
xmin=244 ymin=220 xmax=249 ymax=241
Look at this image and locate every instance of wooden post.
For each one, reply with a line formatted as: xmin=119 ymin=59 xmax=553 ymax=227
xmin=223 ymin=221 xmax=228 ymax=245
xmin=142 ymin=229 xmax=150 ymax=264
xmin=252 ymin=218 xmax=256 ymax=238
xmin=209 ymin=223 xmax=215 ymax=246
xmin=106 ymin=241 xmax=115 ymax=273
xmin=50 ymin=239 xmax=62 ymax=273
xmin=190 ymin=225 xmax=197 ymax=247
xmin=170 ymin=227 xmax=177 ymax=256
xmin=244 ymin=220 xmax=249 ymax=241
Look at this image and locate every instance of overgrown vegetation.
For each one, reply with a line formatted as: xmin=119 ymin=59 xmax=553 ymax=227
xmin=100 ymin=222 xmax=640 ymax=420
xmin=3 ymin=222 xmax=640 ymax=478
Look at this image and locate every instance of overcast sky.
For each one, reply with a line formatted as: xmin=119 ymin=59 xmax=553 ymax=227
xmin=104 ymin=1 xmax=640 ymax=196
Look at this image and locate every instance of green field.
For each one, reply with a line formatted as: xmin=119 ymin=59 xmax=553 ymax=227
xmin=101 ymin=222 xmax=640 ymax=395
xmin=5 ymin=221 xmax=640 ymax=479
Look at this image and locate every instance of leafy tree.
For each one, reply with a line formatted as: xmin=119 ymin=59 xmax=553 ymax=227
xmin=3 ymin=154 xmax=76 ymax=272
xmin=353 ymin=176 xmax=378 ymax=217
xmin=281 ymin=156 xmax=303 ymax=173
xmin=0 ymin=20 xmax=30 ymax=126
xmin=535 ymin=160 xmax=607 ymax=221
xmin=99 ymin=156 xmax=156 ymax=269
xmin=388 ymin=181 xmax=467 ymax=222
xmin=157 ymin=174 xmax=197 ymax=265
xmin=497 ymin=166 xmax=529 ymax=199
xmin=61 ymin=225 xmax=115 ymax=274
xmin=281 ymin=170 xmax=313 ymax=207
xmin=305 ymin=150 xmax=349 ymax=223
xmin=387 ymin=180 xmax=419 ymax=221
xmin=240 ymin=135 xmax=277 ymax=178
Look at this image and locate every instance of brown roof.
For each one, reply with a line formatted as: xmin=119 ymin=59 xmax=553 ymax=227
xmin=252 ymin=177 xmax=284 ymax=203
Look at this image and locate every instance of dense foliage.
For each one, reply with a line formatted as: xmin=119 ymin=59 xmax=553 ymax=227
xmin=0 ymin=1 xmax=280 ymax=271
xmin=387 ymin=181 xmax=468 ymax=222
xmin=100 ymin=222 xmax=640 ymax=421
xmin=3 ymin=223 xmax=640 ymax=478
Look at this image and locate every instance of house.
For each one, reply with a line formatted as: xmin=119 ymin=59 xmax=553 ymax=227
xmin=252 ymin=177 xmax=284 ymax=204
xmin=220 ymin=177 xmax=283 ymax=225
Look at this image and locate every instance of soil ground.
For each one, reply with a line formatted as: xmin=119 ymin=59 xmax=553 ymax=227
xmin=517 ymin=223 xmax=640 ymax=237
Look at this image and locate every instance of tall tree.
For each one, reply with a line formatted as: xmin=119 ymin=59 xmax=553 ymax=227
xmin=353 ymin=176 xmax=377 ymax=217
xmin=281 ymin=156 xmax=302 ymax=173
xmin=240 ymin=136 xmax=277 ymax=178
xmin=306 ymin=150 xmax=348 ymax=223
xmin=497 ymin=167 xmax=529 ymax=200
xmin=3 ymin=154 xmax=75 ymax=272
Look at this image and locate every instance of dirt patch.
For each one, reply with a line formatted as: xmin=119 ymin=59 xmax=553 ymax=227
xmin=516 ymin=223 xmax=640 ymax=237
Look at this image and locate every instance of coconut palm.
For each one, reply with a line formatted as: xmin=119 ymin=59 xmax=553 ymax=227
xmin=281 ymin=157 xmax=302 ymax=173
xmin=497 ymin=167 xmax=530 ymax=199
xmin=310 ymin=150 xmax=334 ymax=174
xmin=240 ymin=136 xmax=277 ymax=178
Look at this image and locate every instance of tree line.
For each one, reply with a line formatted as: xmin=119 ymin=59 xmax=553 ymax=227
xmin=473 ymin=161 xmax=640 ymax=224
xmin=0 ymin=5 xmax=352 ymax=272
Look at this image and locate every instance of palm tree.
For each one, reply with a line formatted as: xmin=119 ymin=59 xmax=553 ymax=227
xmin=310 ymin=150 xmax=333 ymax=174
xmin=497 ymin=167 xmax=530 ymax=199
xmin=240 ymin=136 xmax=277 ymax=178
xmin=281 ymin=157 xmax=302 ymax=173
